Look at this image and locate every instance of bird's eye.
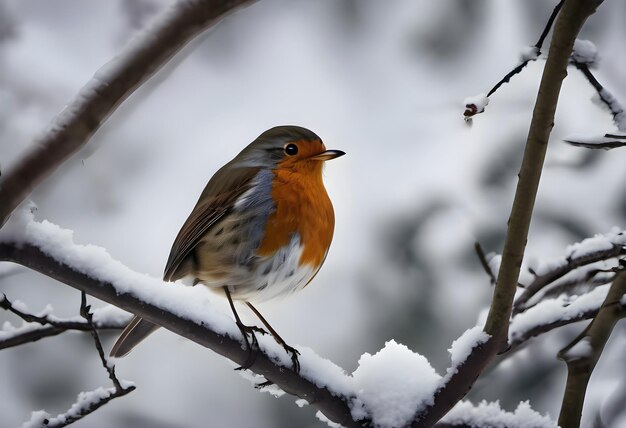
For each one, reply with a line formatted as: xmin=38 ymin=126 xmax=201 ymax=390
xmin=284 ymin=143 xmax=298 ymax=156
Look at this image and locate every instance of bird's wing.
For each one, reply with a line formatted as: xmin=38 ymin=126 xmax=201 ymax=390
xmin=163 ymin=166 xmax=262 ymax=281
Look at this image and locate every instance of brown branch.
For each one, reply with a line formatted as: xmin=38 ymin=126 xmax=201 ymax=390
xmin=0 ymin=0 xmax=254 ymax=226
xmin=513 ymin=244 xmax=625 ymax=314
xmin=557 ymin=271 xmax=626 ymax=428
xmin=0 ymin=242 xmax=364 ymax=428
xmin=414 ymin=2 xmax=604 ymax=425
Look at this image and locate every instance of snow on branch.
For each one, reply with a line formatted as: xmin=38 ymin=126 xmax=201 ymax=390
xmin=514 ymin=228 xmax=626 ymax=313
xmin=463 ymin=0 xmax=564 ymax=120
xmin=0 ymin=209 xmax=561 ymax=428
xmin=438 ymin=400 xmax=557 ymax=428
xmin=22 ymin=384 xmax=135 ymax=428
xmin=0 ymin=294 xmax=129 ymax=350
xmin=0 ymin=209 xmax=367 ymax=427
xmin=20 ymin=291 xmax=135 ymax=428
xmin=0 ymin=0 xmax=254 ymax=226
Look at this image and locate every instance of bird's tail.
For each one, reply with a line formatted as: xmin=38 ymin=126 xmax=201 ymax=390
xmin=110 ymin=316 xmax=160 ymax=358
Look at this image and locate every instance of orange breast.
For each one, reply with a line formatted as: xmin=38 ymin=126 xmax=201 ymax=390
xmin=257 ymin=156 xmax=335 ymax=269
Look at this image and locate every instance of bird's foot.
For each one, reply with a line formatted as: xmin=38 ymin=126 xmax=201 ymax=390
xmin=280 ymin=343 xmax=301 ymax=373
xmin=234 ymin=322 xmax=267 ymax=370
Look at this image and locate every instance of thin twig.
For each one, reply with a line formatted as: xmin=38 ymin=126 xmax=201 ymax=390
xmin=570 ymin=60 xmax=626 ymax=130
xmin=0 ymin=294 xmax=128 ymax=350
xmin=487 ymin=0 xmax=563 ymax=98
xmin=79 ymin=291 xmax=126 ymax=392
xmin=474 ymin=242 xmax=497 ymax=286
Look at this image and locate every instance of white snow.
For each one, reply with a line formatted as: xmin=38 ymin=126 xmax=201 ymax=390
xmin=352 ymin=340 xmax=441 ymax=428
xmin=316 ymin=411 xmax=343 ymax=428
xmin=442 ymin=400 xmax=557 ymax=428
xmin=448 ymin=326 xmax=490 ymax=368
xmin=21 ymin=385 xmax=128 ymax=427
xmin=520 ymin=46 xmax=539 ymax=62
xmin=464 ymin=93 xmax=489 ymax=115
xmin=565 ymin=131 xmax=626 ymax=148
xmin=530 ymin=228 xmax=625 ymax=276
xmin=509 ymin=284 xmax=611 ymax=345
xmin=572 ymin=39 xmax=598 ymax=66
xmin=563 ymin=337 xmax=593 ymax=361
xmin=0 ymin=208 xmax=239 ymax=340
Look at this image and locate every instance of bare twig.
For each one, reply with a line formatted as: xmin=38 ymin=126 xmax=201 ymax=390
xmin=557 ymin=271 xmax=626 ymax=428
xmin=474 ymin=242 xmax=497 ymax=286
xmin=0 ymin=294 xmax=128 ymax=350
xmin=570 ymin=60 xmax=626 ymax=130
xmin=18 ymin=293 xmax=135 ymax=428
xmin=79 ymin=291 xmax=127 ymax=392
xmin=0 ymin=0 xmax=254 ymax=226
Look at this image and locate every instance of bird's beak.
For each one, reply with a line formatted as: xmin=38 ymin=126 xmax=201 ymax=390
xmin=309 ymin=149 xmax=346 ymax=161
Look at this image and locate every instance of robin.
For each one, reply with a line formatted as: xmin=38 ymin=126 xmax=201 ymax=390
xmin=110 ymin=126 xmax=344 ymax=372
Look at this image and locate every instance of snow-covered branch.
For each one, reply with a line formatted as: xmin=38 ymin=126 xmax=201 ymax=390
xmin=19 ymin=290 xmax=135 ymax=428
xmin=0 ymin=294 xmax=129 ymax=350
xmin=514 ymin=229 xmax=626 ymax=314
xmin=0 ymin=0 xmax=254 ymax=226
xmin=0 ymin=210 xmax=364 ymax=427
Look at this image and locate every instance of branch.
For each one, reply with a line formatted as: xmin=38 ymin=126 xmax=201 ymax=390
xmin=463 ymin=0 xmax=564 ymax=119
xmin=0 ymin=295 xmax=129 ymax=350
xmin=474 ymin=242 xmax=497 ymax=286
xmin=508 ymin=282 xmax=626 ymax=351
xmin=20 ymin=293 xmax=136 ymax=428
xmin=0 ymin=0 xmax=254 ymax=226
xmin=513 ymin=230 xmax=626 ymax=313
xmin=0 ymin=218 xmax=364 ymax=428
xmin=413 ymin=1 xmax=605 ymax=426
xmin=557 ymin=271 xmax=626 ymax=428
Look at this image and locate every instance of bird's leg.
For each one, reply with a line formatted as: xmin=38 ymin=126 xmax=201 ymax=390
xmin=223 ymin=287 xmax=266 ymax=370
xmin=246 ymin=302 xmax=300 ymax=373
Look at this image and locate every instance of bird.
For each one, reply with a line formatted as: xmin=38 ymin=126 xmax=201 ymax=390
xmin=110 ymin=125 xmax=344 ymax=372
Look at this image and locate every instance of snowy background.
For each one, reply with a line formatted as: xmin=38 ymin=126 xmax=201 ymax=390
xmin=1 ymin=0 xmax=626 ymax=427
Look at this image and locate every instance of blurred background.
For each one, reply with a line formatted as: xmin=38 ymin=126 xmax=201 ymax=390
xmin=1 ymin=0 xmax=626 ymax=427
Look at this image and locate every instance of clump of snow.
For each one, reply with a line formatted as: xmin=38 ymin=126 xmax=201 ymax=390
xmin=236 ymin=369 xmax=285 ymax=398
xmin=295 ymin=398 xmax=308 ymax=408
xmin=571 ymin=39 xmax=598 ymax=66
xmin=509 ymin=284 xmax=611 ymax=345
xmin=565 ymin=228 xmax=623 ymax=260
xmin=530 ymin=228 xmax=625 ymax=276
xmin=91 ymin=305 xmax=133 ymax=326
xmin=562 ymin=337 xmax=593 ymax=362
xmin=448 ymin=326 xmax=490 ymax=368
xmin=464 ymin=93 xmax=489 ymax=116
xmin=316 ymin=411 xmax=343 ymax=428
xmin=21 ymin=410 xmax=50 ymax=428
xmin=442 ymin=400 xmax=557 ymax=428
xmin=352 ymin=340 xmax=441 ymax=427
xmin=520 ymin=46 xmax=539 ymax=62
